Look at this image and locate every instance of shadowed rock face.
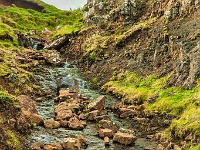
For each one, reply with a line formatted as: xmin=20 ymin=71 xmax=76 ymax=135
xmin=0 ymin=0 xmax=44 ymax=12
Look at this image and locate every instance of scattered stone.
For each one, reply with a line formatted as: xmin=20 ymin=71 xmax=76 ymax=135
xmin=88 ymin=95 xmax=106 ymax=112
xmin=157 ymin=144 xmax=164 ymax=150
xmin=137 ymin=104 xmax=145 ymax=112
xmin=58 ymin=90 xmax=76 ymax=101
xmin=30 ymin=141 xmax=44 ymax=150
xmin=99 ymin=120 xmax=119 ymax=133
xmin=99 ymin=128 xmax=114 ymax=138
xmin=44 ymin=143 xmax=63 ymax=150
xmin=62 ymin=138 xmax=81 ymax=150
xmin=104 ymin=136 xmax=110 ymax=145
xmin=118 ymin=108 xmax=138 ymax=118
xmin=113 ymin=132 xmax=137 ymax=145
xmin=146 ymin=135 xmax=154 ymax=139
xmin=30 ymin=113 xmax=44 ymax=126
xmin=95 ymin=115 xmax=111 ymax=122
xmin=68 ymin=117 xmax=84 ymax=130
xmin=77 ymin=136 xmax=88 ymax=147
xmin=107 ymin=87 xmax=116 ymax=93
xmin=55 ymin=109 xmax=73 ymax=121
xmin=59 ymin=120 xmax=68 ymax=128
xmin=185 ymin=134 xmax=193 ymax=141
xmin=87 ymin=110 xmax=99 ymax=121
xmin=44 ymin=118 xmax=60 ymax=129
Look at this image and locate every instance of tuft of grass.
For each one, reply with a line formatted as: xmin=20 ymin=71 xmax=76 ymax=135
xmin=105 ymin=70 xmax=200 ymax=142
xmin=6 ymin=130 xmax=21 ymax=150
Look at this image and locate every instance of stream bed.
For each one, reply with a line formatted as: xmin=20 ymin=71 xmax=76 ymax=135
xmin=25 ymin=63 xmax=157 ymax=150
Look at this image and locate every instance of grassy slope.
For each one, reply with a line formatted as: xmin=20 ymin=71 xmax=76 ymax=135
xmin=105 ymin=70 xmax=200 ymax=149
xmin=0 ymin=1 xmax=83 ymax=149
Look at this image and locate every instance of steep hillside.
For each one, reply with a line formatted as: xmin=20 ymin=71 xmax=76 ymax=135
xmin=62 ymin=0 xmax=200 ymax=149
xmin=0 ymin=1 xmax=83 ymax=149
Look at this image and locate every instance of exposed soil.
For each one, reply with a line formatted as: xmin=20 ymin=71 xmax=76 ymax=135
xmin=0 ymin=0 xmax=44 ymax=12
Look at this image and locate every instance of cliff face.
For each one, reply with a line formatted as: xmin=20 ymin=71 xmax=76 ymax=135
xmin=65 ymin=0 xmax=200 ymax=90
xmin=0 ymin=0 xmax=44 ymax=11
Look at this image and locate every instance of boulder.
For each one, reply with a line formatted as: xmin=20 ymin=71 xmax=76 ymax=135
xmin=87 ymin=110 xmax=99 ymax=121
xmin=60 ymin=120 xmax=68 ymax=128
xmin=77 ymin=136 xmax=88 ymax=147
xmin=30 ymin=141 xmax=44 ymax=150
xmin=62 ymin=138 xmax=81 ymax=150
xmin=18 ymin=95 xmax=38 ymax=114
xmin=58 ymin=90 xmax=75 ymax=101
xmin=44 ymin=143 xmax=63 ymax=150
xmin=113 ymin=132 xmax=137 ymax=145
xmin=30 ymin=113 xmax=44 ymax=126
xmin=99 ymin=120 xmax=120 ymax=133
xmin=44 ymin=118 xmax=60 ymax=129
xmin=104 ymin=137 xmax=110 ymax=145
xmin=88 ymin=95 xmax=106 ymax=112
xmin=99 ymin=128 xmax=114 ymax=138
xmin=118 ymin=108 xmax=138 ymax=118
xmin=55 ymin=102 xmax=69 ymax=114
xmin=68 ymin=117 xmax=85 ymax=130
xmin=55 ymin=108 xmax=73 ymax=121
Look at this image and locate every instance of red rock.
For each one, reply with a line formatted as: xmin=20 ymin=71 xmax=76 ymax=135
xmin=30 ymin=113 xmax=44 ymax=126
xmin=68 ymin=117 xmax=84 ymax=130
xmin=55 ymin=109 xmax=73 ymax=121
xmin=44 ymin=143 xmax=63 ymax=150
xmin=104 ymin=137 xmax=110 ymax=145
xmin=113 ymin=132 xmax=137 ymax=145
xmin=99 ymin=128 xmax=114 ymax=138
xmin=88 ymin=95 xmax=106 ymax=112
xmin=44 ymin=118 xmax=60 ymax=129
xmin=62 ymin=138 xmax=80 ymax=150
xmin=87 ymin=110 xmax=99 ymax=121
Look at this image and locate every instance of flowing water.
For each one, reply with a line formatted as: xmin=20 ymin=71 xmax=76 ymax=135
xmin=26 ymin=63 xmax=157 ymax=150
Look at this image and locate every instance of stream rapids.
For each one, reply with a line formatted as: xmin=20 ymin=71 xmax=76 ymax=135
xmin=24 ymin=63 xmax=157 ymax=150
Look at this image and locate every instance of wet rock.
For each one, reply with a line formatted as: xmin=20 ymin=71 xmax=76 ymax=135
xmin=55 ymin=109 xmax=73 ymax=121
xmin=62 ymin=138 xmax=81 ymax=150
xmin=99 ymin=128 xmax=114 ymax=138
xmin=118 ymin=108 xmax=138 ymax=118
xmin=43 ymin=143 xmax=63 ymax=150
xmin=88 ymin=95 xmax=106 ymax=112
xmin=60 ymin=120 xmax=68 ymax=128
xmin=99 ymin=120 xmax=119 ymax=133
xmin=113 ymin=132 xmax=137 ymax=145
xmin=58 ymin=90 xmax=75 ymax=101
xmin=30 ymin=141 xmax=44 ymax=150
xmin=104 ymin=136 xmax=110 ymax=145
xmin=30 ymin=113 xmax=44 ymax=126
xmin=18 ymin=95 xmax=38 ymax=114
xmin=157 ymin=144 xmax=164 ymax=150
xmin=77 ymin=136 xmax=88 ymax=148
xmin=44 ymin=118 xmax=60 ymax=129
xmin=95 ymin=115 xmax=111 ymax=122
xmin=44 ymin=35 xmax=69 ymax=50
xmin=68 ymin=117 xmax=85 ymax=130
xmin=87 ymin=110 xmax=99 ymax=121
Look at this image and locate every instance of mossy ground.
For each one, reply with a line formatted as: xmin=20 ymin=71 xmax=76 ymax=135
xmin=105 ymin=70 xmax=200 ymax=148
xmin=0 ymin=1 xmax=84 ymax=149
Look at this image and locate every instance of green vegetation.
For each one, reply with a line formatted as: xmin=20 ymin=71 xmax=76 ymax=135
xmin=0 ymin=88 xmax=17 ymax=105
xmin=6 ymin=130 xmax=22 ymax=150
xmin=105 ymin=70 xmax=200 ymax=143
xmin=0 ymin=2 xmax=83 ymax=48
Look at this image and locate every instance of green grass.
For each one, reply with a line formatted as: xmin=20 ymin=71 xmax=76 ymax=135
xmin=105 ymin=70 xmax=200 ymax=142
xmin=6 ymin=130 xmax=22 ymax=150
xmin=0 ymin=4 xmax=83 ymax=48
